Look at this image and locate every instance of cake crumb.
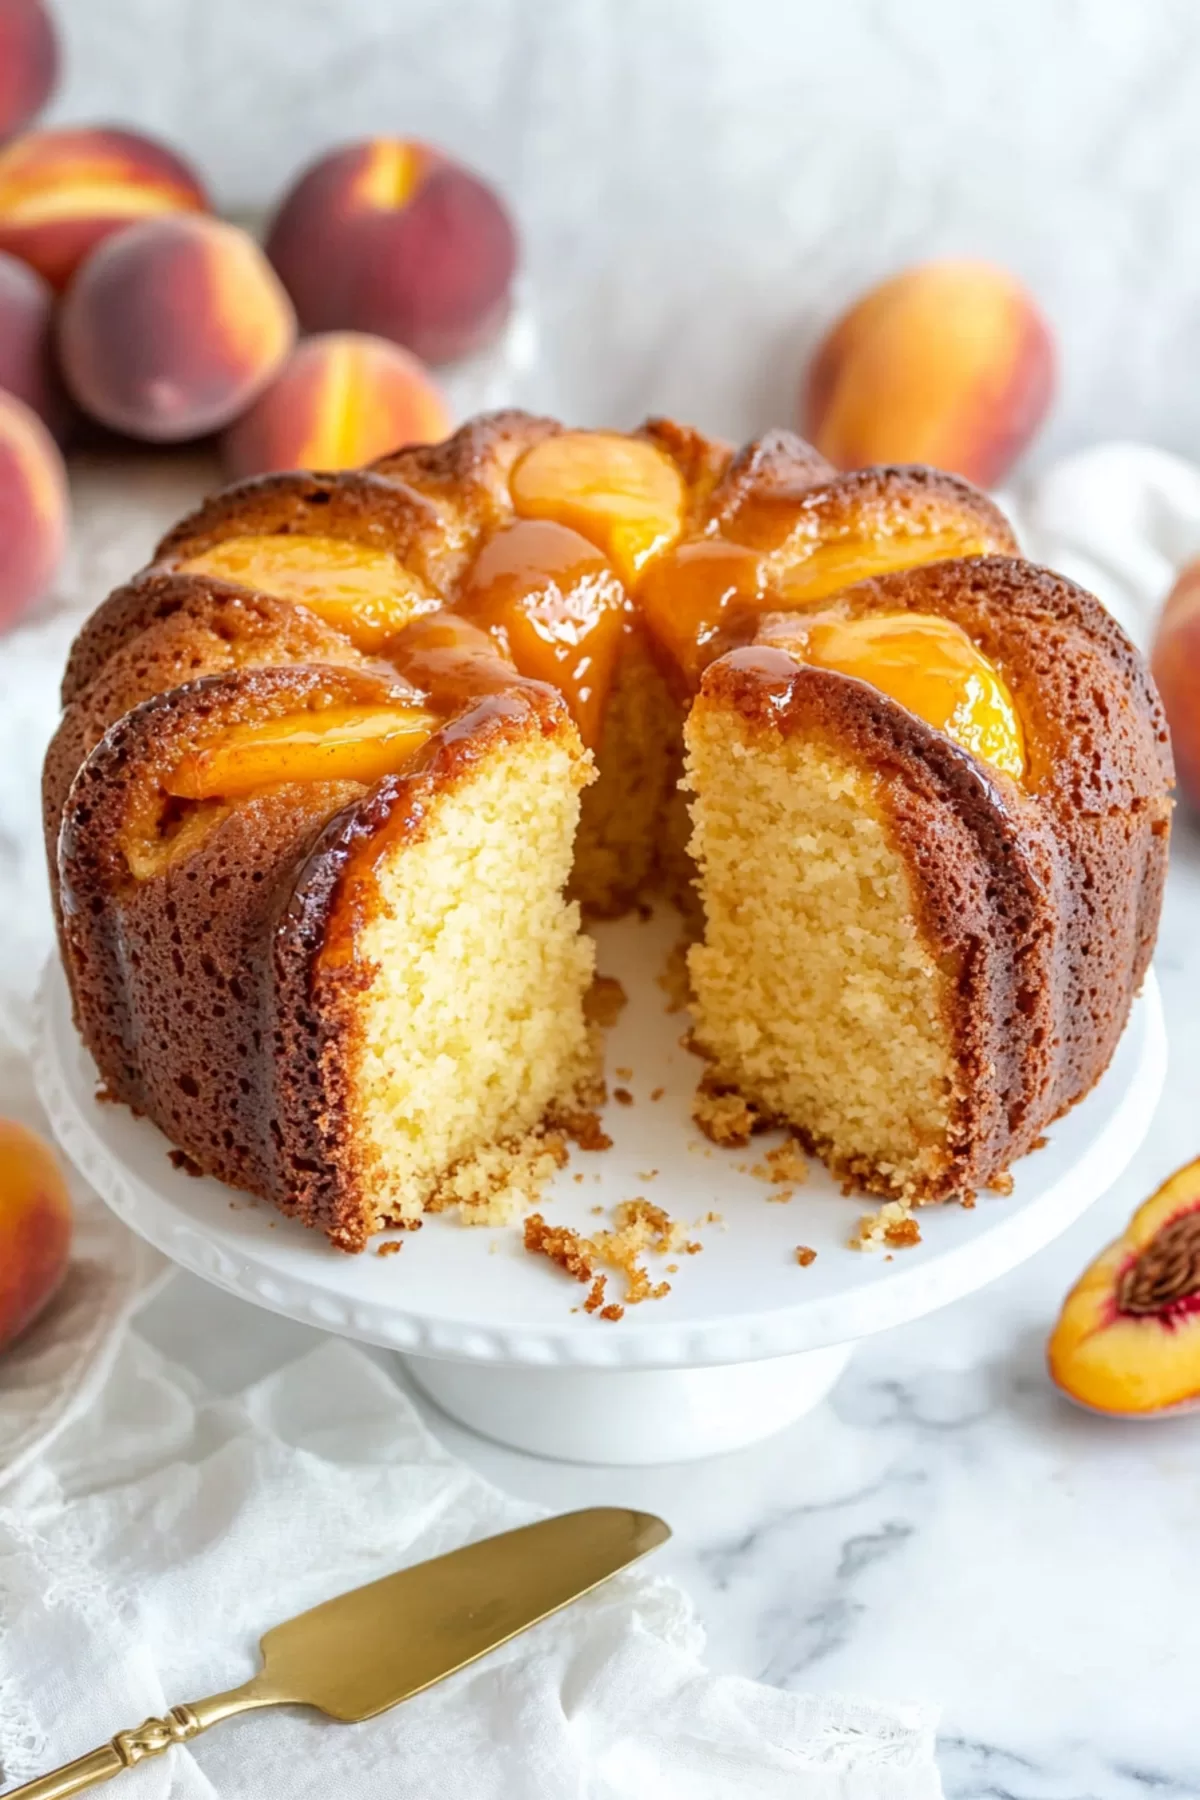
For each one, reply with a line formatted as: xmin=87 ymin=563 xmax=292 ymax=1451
xmin=985 ymin=1172 xmax=1013 ymax=1196
xmin=615 ymin=1065 xmax=633 ymax=1081
xmin=600 ymin=1302 xmax=625 ymax=1321
xmin=524 ymin=1212 xmax=594 ymax=1282
xmin=678 ymin=1028 xmax=713 ymax=1060
xmin=850 ymin=1199 xmax=923 ymax=1252
xmin=584 ymin=974 xmax=627 ymax=1028
xmin=751 ymin=1139 xmax=809 ymax=1186
xmin=583 ymin=1274 xmax=608 ymax=1313
xmin=692 ymin=1075 xmax=759 ymax=1148
xmin=168 ymin=1148 xmax=203 ymax=1178
xmin=573 ymin=1172 xmax=585 ymax=1184
xmin=657 ymin=938 xmax=693 ymax=1013
xmin=613 ymin=1087 xmax=634 ymax=1106
xmin=666 ymin=1262 xmax=678 ymax=1273
xmin=550 ymin=1103 xmax=613 ymax=1152
xmin=650 ymin=1086 xmax=664 ymax=1102
xmin=636 ymin=1169 xmax=659 ymax=1181
xmin=795 ymin=1245 xmax=817 ymax=1267
xmin=767 ymin=1188 xmax=794 ymax=1204
xmin=375 ymin=1239 xmax=404 ymax=1258
xmin=428 ymin=1127 xmax=569 ymax=1226
xmin=960 ymin=1193 xmax=977 ymax=1210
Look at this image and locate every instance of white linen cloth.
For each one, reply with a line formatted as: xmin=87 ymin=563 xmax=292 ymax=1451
xmin=0 ymin=1327 xmax=941 ymax=1797
xmin=0 ymin=438 xmax=1197 ymax=1795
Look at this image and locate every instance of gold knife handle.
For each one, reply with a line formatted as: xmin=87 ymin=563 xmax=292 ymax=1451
xmin=4 ymin=1706 xmax=202 ymax=1798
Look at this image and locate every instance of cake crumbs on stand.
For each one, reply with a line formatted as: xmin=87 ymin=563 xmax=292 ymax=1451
xmin=795 ymin=1245 xmax=818 ymax=1266
xmin=750 ymin=1138 xmax=809 ymax=1186
xmin=850 ymin=1199 xmax=923 ymax=1251
xmin=692 ymin=1073 xmax=760 ymax=1148
xmin=613 ymin=1087 xmax=633 ymax=1105
xmin=375 ymin=1239 xmax=404 ymax=1258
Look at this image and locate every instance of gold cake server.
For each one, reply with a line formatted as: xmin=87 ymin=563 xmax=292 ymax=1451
xmin=3 ymin=1506 xmax=669 ymax=1799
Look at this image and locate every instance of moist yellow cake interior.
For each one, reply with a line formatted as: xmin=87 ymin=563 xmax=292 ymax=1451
xmin=345 ymin=728 xmax=595 ymax=1228
xmin=685 ymin=702 xmax=957 ymax=1195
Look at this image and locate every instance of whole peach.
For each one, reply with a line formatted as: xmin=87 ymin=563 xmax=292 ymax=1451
xmin=222 ymin=331 xmax=451 ymax=478
xmin=266 ymin=139 xmax=517 ymax=364
xmin=802 ymin=258 xmax=1055 ymax=487
xmin=0 ymin=1118 xmax=72 ymax=1353
xmin=1152 ymin=559 xmax=1200 ymax=809
xmin=58 ymin=214 xmax=296 ymax=441
xmin=0 ymin=0 xmax=58 ymax=141
xmin=0 ymin=124 xmax=209 ymax=290
xmin=0 ymin=248 xmax=72 ymax=437
xmin=0 ymin=386 xmax=67 ymax=627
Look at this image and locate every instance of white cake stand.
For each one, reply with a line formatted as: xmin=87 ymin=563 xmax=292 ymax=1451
xmin=33 ymin=910 xmax=1166 ymax=1465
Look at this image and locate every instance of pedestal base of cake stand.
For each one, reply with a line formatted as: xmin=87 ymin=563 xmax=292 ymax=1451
xmin=402 ymin=1343 xmax=855 ymax=1465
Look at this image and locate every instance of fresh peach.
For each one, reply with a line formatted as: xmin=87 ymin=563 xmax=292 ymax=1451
xmin=1151 ymin=560 xmax=1200 ymax=809
xmin=0 ymin=1118 xmax=72 ymax=1353
xmin=1049 ymin=1158 xmax=1200 ymax=1416
xmin=0 ymin=386 xmax=67 ymax=627
xmin=802 ymin=259 xmax=1055 ymax=487
xmin=0 ymin=124 xmax=209 ymax=290
xmin=0 ymin=246 xmax=71 ymax=437
xmin=0 ymin=0 xmax=58 ymax=141
xmin=58 ymin=214 xmax=295 ymax=441
xmin=265 ymin=139 xmax=517 ymax=363
xmin=222 ymin=331 xmax=450 ymax=479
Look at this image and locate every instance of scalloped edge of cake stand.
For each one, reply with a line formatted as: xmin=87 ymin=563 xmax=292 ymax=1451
xmin=34 ymin=957 xmax=1166 ymax=1462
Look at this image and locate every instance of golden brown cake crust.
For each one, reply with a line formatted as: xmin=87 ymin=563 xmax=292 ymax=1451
xmin=59 ymin=655 xmax=572 ymax=1248
xmin=46 ymin=410 xmax=1173 ymax=1242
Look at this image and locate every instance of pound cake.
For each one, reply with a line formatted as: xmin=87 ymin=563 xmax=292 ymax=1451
xmin=44 ymin=412 xmax=1172 ymax=1249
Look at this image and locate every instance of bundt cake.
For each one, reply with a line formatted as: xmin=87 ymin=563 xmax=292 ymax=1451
xmin=44 ymin=411 xmax=1173 ymax=1251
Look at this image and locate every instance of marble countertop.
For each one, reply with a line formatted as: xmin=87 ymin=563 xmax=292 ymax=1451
xmin=127 ymin=818 xmax=1200 ymax=1800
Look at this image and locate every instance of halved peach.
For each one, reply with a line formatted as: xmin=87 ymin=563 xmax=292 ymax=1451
xmin=175 ymin=534 xmax=431 ymax=653
xmin=758 ymin=609 xmax=1026 ymax=780
xmin=509 ymin=431 xmax=685 ymax=588
xmin=165 ymin=702 xmax=438 ymax=800
xmin=458 ymin=517 xmax=626 ymax=746
xmin=1048 ymin=1158 xmax=1200 ymax=1415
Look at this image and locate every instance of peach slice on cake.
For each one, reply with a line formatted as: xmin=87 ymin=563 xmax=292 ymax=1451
xmin=175 ymin=534 xmax=431 ymax=654
xmin=758 ymin=610 xmax=1027 ymax=780
xmin=509 ymin=431 xmax=685 ymax=589
xmin=1048 ymin=1158 xmax=1200 ymax=1416
xmin=165 ymin=702 xmax=438 ymax=801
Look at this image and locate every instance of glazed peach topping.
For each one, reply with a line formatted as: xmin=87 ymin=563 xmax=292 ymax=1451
xmin=759 ymin=610 xmax=1026 ymax=781
xmin=171 ymin=431 xmax=1023 ymax=775
xmin=177 ymin=535 xmax=430 ymax=653
xmin=165 ymin=701 xmax=438 ymax=800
